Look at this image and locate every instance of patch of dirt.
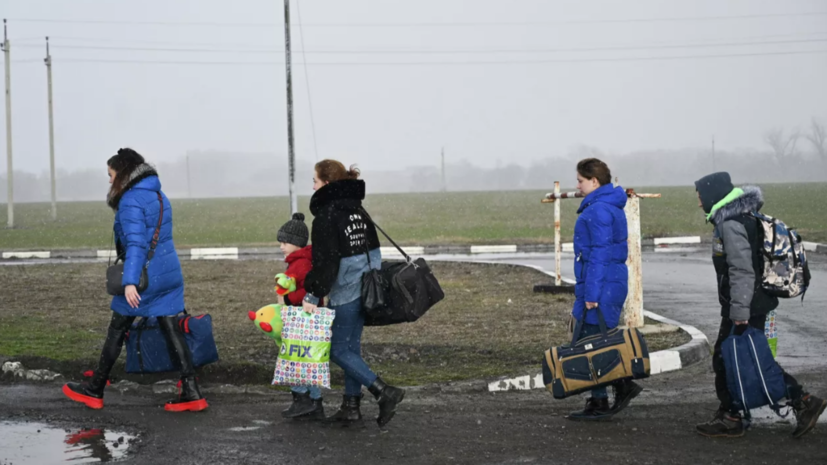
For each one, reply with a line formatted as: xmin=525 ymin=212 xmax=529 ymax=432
xmin=0 ymin=260 xmax=688 ymax=386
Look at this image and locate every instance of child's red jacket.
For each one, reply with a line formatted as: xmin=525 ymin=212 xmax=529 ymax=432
xmin=283 ymin=245 xmax=312 ymax=306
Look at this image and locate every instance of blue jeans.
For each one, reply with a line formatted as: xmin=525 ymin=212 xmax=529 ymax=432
xmin=577 ymin=323 xmax=608 ymax=399
xmin=292 ymin=298 xmax=378 ymax=398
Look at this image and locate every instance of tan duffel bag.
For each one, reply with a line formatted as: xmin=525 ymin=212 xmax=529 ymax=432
xmin=542 ymin=307 xmax=650 ymax=399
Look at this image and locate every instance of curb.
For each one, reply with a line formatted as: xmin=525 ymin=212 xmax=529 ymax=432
xmin=0 ymin=236 xmax=714 ymax=261
xmin=486 ymin=268 xmax=711 ymax=393
xmin=4 ymin=236 xmax=827 ymax=261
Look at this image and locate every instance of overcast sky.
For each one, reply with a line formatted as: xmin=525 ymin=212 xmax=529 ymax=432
xmin=0 ymin=0 xmax=825 ymax=176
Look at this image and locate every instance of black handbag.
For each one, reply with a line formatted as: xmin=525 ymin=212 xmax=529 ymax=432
xmin=361 ymin=224 xmax=390 ymax=312
xmin=106 ymin=192 xmax=164 ymax=296
xmin=359 ymin=209 xmax=445 ymax=326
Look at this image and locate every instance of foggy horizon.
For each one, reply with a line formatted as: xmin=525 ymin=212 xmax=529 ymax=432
xmin=1 ymin=1 xmax=826 ymax=175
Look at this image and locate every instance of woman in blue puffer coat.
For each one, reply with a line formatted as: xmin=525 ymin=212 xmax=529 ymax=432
xmin=567 ymin=158 xmax=641 ymax=421
xmin=62 ymin=148 xmax=207 ymax=412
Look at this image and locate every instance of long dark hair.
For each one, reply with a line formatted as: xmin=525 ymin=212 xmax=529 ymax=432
xmin=107 ymin=148 xmax=147 ymax=210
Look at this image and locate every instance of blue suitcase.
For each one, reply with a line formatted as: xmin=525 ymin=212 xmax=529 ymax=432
xmin=125 ymin=313 xmax=219 ymax=374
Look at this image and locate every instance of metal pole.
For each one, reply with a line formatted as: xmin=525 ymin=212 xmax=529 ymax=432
xmin=622 ymin=195 xmax=644 ymax=328
xmin=3 ymin=20 xmax=13 ymax=229
xmin=711 ymin=135 xmax=716 ymax=171
xmin=283 ymin=0 xmax=298 ymax=215
xmin=553 ymin=181 xmax=562 ymax=286
xmin=441 ymin=147 xmax=446 ymax=192
xmin=186 ymin=152 xmax=192 ymax=198
xmin=45 ymin=37 xmax=56 ymax=221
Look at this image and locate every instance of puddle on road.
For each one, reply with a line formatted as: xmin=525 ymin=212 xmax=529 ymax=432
xmin=0 ymin=421 xmax=136 ymax=464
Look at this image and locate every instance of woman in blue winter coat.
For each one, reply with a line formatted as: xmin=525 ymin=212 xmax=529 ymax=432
xmin=567 ymin=158 xmax=641 ymax=421
xmin=62 ymin=148 xmax=207 ymax=412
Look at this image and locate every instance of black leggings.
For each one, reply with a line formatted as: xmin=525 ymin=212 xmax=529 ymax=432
xmin=96 ymin=312 xmax=195 ymax=379
xmin=712 ymin=315 xmax=804 ymax=412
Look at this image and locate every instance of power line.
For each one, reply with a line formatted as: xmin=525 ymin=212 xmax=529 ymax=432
xmin=12 ymin=37 xmax=827 ymax=54
xmin=8 ymin=11 xmax=827 ymax=28
xmin=294 ymin=0 xmax=319 ymax=161
xmin=29 ymin=48 xmax=827 ymax=66
xmin=13 ymin=30 xmax=827 ymax=49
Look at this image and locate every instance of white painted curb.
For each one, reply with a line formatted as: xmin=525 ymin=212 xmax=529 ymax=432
xmin=381 ymin=246 xmax=425 ymax=257
xmin=1 ymin=251 xmax=50 ymax=259
xmin=190 ymin=247 xmax=240 ymax=260
xmin=803 ymin=241 xmax=818 ymax=252
xmin=97 ymin=250 xmax=117 ymax=259
xmin=470 ymin=245 xmax=518 ymax=254
xmin=654 ymin=236 xmax=701 ymax=245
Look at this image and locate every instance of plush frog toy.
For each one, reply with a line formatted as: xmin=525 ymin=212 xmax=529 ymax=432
xmin=274 ymin=273 xmax=297 ymax=296
xmin=248 ymin=304 xmax=285 ymax=347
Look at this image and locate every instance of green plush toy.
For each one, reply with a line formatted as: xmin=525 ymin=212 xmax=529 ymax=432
xmin=248 ymin=304 xmax=284 ymax=347
xmin=274 ymin=273 xmax=297 ymax=296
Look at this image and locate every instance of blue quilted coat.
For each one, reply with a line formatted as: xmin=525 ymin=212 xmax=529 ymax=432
xmin=111 ymin=175 xmax=185 ymax=317
xmin=572 ymin=183 xmax=629 ymax=328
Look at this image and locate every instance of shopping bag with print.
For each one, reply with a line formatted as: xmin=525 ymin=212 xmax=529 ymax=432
xmin=271 ymin=306 xmax=336 ymax=389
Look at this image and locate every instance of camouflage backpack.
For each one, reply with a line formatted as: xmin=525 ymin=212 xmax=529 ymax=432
xmin=751 ymin=212 xmax=811 ymax=299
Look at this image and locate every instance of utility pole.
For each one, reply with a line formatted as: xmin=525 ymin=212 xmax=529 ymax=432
xmin=711 ymin=135 xmax=716 ymax=172
xmin=186 ymin=152 xmax=192 ymax=198
xmin=45 ymin=37 xmax=57 ymax=220
xmin=441 ymin=147 xmax=446 ymax=192
xmin=2 ymin=20 xmax=13 ymax=229
xmin=283 ymin=0 xmax=298 ymax=214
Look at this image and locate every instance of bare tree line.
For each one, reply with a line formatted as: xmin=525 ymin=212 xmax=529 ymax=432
xmin=764 ymin=118 xmax=826 ymax=161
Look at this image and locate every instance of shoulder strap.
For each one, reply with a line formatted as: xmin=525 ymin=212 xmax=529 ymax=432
xmin=146 ymin=192 xmax=164 ymax=263
xmin=359 ymin=207 xmax=411 ymax=263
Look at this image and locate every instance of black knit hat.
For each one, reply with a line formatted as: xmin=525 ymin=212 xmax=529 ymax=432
xmin=277 ymin=212 xmax=309 ymax=247
xmin=695 ymin=172 xmax=734 ymax=214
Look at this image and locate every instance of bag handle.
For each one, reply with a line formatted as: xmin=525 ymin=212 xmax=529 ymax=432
xmin=146 ymin=192 xmax=164 ymax=264
xmin=570 ymin=304 xmax=610 ymax=346
xmin=359 ymin=207 xmax=412 ymax=264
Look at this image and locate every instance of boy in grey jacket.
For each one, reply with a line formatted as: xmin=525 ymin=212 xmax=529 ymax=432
xmin=694 ymin=172 xmax=825 ymax=438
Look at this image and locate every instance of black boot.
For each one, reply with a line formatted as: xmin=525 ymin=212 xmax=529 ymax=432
xmin=158 ymin=316 xmax=208 ymax=412
xmin=792 ymin=394 xmax=827 ymax=438
xmin=369 ymin=378 xmax=405 ymax=427
xmin=326 ymin=395 xmax=363 ymax=426
xmin=612 ymin=380 xmax=643 ymax=414
xmin=63 ymin=374 xmax=107 ymax=410
xmin=62 ymin=312 xmax=134 ymax=409
xmin=567 ymin=397 xmax=613 ymax=421
xmin=166 ymin=376 xmax=208 ymax=412
xmin=282 ymin=392 xmax=325 ymax=420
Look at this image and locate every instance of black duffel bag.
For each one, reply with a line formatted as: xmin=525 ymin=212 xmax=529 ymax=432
xmin=360 ymin=209 xmax=444 ymax=326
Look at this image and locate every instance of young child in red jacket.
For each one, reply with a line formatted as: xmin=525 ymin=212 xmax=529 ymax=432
xmin=275 ymin=213 xmax=312 ymax=307
xmin=275 ymin=213 xmax=326 ymax=420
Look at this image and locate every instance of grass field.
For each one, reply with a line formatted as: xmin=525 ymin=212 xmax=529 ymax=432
xmin=0 ymin=260 xmax=687 ymax=386
xmin=1 ymin=183 xmax=825 ymax=250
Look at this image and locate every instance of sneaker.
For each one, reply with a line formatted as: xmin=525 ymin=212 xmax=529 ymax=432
xmin=792 ymin=395 xmax=827 ymax=439
xmin=695 ymin=409 xmax=745 ymax=438
xmin=612 ymin=381 xmax=643 ymax=415
xmin=567 ymin=397 xmax=613 ymax=422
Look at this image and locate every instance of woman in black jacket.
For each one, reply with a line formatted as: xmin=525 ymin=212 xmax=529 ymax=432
xmin=286 ymin=159 xmax=404 ymax=427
